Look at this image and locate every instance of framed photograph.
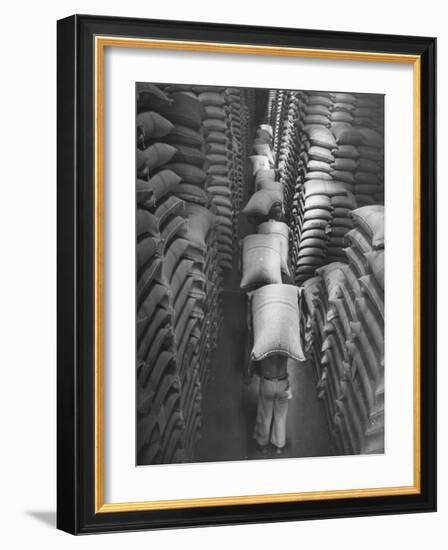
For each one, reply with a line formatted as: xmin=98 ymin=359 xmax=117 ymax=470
xmin=57 ymin=14 xmax=436 ymax=534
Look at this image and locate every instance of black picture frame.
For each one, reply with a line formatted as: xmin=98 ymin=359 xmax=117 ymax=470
xmin=57 ymin=14 xmax=436 ymax=534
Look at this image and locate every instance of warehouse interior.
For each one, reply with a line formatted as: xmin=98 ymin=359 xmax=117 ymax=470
xmin=136 ymin=84 xmax=385 ymax=465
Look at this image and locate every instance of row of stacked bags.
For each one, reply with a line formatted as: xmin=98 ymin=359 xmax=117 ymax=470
xmin=135 ymin=82 xmax=250 ymax=464
xmin=268 ymin=90 xmax=384 ymax=286
xmin=301 ymin=206 xmax=384 ymax=454
xmin=266 ymin=90 xmax=385 ymax=454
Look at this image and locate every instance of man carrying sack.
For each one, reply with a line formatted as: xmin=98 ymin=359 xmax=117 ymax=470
xmin=247 ymin=284 xmax=306 ymax=456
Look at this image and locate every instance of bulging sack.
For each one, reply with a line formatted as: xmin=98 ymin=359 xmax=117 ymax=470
xmin=249 ymin=155 xmax=271 ymax=175
xmin=137 ymin=111 xmax=174 ymax=139
xmin=250 ymin=284 xmax=306 ymax=361
xmin=137 ymin=143 xmax=177 ymax=175
xmin=257 ymin=220 xmax=290 ymax=276
xmin=255 ymin=168 xmax=277 ymax=187
xmin=137 ymin=83 xmax=172 ymax=111
xmin=240 ymin=235 xmax=283 ymax=290
xmin=242 ymin=189 xmax=283 ymax=218
xmin=350 ymin=205 xmax=384 ymax=249
xmin=163 ymin=162 xmax=207 ymax=186
xmin=136 ymin=170 xmax=182 ymax=207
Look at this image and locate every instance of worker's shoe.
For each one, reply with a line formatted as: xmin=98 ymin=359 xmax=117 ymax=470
xmin=274 ymin=445 xmax=285 ymax=456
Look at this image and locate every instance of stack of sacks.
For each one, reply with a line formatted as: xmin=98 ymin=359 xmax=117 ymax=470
xmin=301 ymin=205 xmax=384 ymax=455
xmin=353 ymin=93 xmax=384 ymax=130
xmin=291 ymin=125 xmax=357 ymax=284
xmin=191 ymin=87 xmax=232 ymax=272
xmin=329 ymin=92 xmax=384 ymax=207
xmin=136 ymin=82 xmax=228 ymax=464
xmin=136 ymin=83 xmax=191 ymax=465
xmin=329 ymin=92 xmax=357 ymax=130
xmin=303 ymin=91 xmax=333 ymax=128
xmin=271 ymin=90 xmax=286 ymax=154
xmin=277 ymin=92 xmax=306 ymax=213
xmin=266 ymin=89 xmax=277 ymax=129
xmin=249 ymin=284 xmax=306 ymax=363
xmin=240 ymin=234 xmax=283 ymax=291
xmin=330 ymin=93 xmax=357 ymax=198
xmin=354 ymin=128 xmax=384 ymax=206
xmin=225 ymin=87 xmax=246 ymax=237
xmin=257 ymin=220 xmax=291 ymax=279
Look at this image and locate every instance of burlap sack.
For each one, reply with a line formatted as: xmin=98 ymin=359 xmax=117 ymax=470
xmin=308 ymin=145 xmax=335 ymax=164
xmin=171 ymin=184 xmax=209 ymax=206
xmin=153 ymin=195 xmax=186 ymax=228
xmin=157 ymin=92 xmax=205 ymax=130
xmin=136 ymin=170 xmax=182 ymax=207
xmin=257 ymin=220 xmax=291 ymax=276
xmin=250 ymin=284 xmax=305 ymax=361
xmin=304 ymin=126 xmax=337 ymax=149
xmin=137 ymin=83 xmax=172 ymax=111
xmin=164 ymin=124 xmax=205 ymax=149
xmin=249 ymin=155 xmax=271 ymax=175
xmin=172 ymin=144 xmax=206 ymax=167
xmin=350 ymin=205 xmax=384 ymax=249
xmin=333 ymin=145 xmax=360 ymax=159
xmin=240 ymin=234 xmax=283 ymax=289
xmin=138 ymin=143 xmax=177 ymax=175
xmin=206 ymin=131 xmax=228 ymax=144
xmin=253 ymin=143 xmax=275 ymax=165
xmin=242 ymin=189 xmax=283 ymax=218
xmin=163 ymin=163 xmax=207 ymax=186
xmin=137 ymin=111 xmax=174 ymax=139
xmin=198 ymin=92 xmax=225 ymax=106
xmin=137 ymin=209 xmax=159 ymax=239
xmin=332 ymin=124 xmax=364 ymax=146
xmin=183 ymin=204 xmax=216 ymax=250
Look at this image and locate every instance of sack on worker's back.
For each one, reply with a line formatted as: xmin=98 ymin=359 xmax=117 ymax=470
xmin=240 ymin=235 xmax=283 ymax=290
xmin=242 ymin=189 xmax=283 ymax=218
xmin=250 ymin=284 xmax=306 ymax=361
xmin=255 ymin=169 xmax=277 ymax=188
xmin=248 ymin=155 xmax=271 ymax=175
xmin=253 ymin=143 xmax=275 ymax=166
xmin=257 ymin=220 xmax=290 ymax=276
xmin=171 ymin=184 xmax=209 ymax=206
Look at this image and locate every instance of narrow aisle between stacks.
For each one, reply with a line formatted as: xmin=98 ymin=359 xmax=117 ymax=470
xmin=196 ymin=291 xmax=334 ymax=463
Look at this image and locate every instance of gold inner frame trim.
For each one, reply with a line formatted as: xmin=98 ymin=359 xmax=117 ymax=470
xmin=94 ymin=35 xmax=422 ymax=513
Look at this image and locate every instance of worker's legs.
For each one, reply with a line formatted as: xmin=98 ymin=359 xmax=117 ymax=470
xmin=271 ymin=379 xmax=289 ymax=449
xmin=253 ymin=378 xmax=275 ymax=447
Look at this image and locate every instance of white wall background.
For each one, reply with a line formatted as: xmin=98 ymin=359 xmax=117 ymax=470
xmin=0 ymin=0 xmax=443 ymax=547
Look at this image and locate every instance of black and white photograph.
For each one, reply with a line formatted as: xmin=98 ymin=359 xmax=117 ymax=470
xmin=136 ymin=83 xmax=385 ymax=466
